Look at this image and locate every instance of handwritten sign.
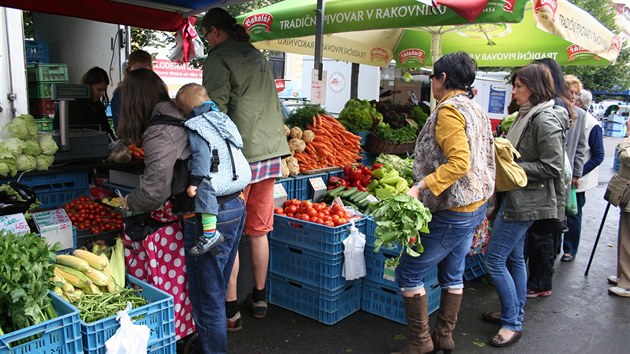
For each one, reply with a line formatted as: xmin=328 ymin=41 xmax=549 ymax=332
xmin=32 ymin=209 xmax=74 ymax=249
xmin=0 ymin=213 xmax=31 ymax=236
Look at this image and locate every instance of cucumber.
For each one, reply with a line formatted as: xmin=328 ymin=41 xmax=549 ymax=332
xmin=327 ymin=185 xmax=347 ymax=198
xmin=339 ymin=187 xmax=359 ymax=198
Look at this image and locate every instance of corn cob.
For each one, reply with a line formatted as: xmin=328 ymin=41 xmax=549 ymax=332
xmin=73 ymin=249 xmax=108 ymax=271
xmin=55 ymin=265 xmax=91 ymax=289
xmin=55 ymin=254 xmax=90 ymax=272
xmin=85 ymin=283 xmax=103 ymax=295
xmin=109 ymin=238 xmax=126 ymax=288
xmin=53 ymin=286 xmax=64 ymax=297
xmin=64 ymin=289 xmax=84 ymax=302
xmin=100 ymin=254 xmax=117 ymax=293
xmin=84 ymin=266 xmax=109 ymax=286
xmin=60 ymin=281 xmax=75 ymax=293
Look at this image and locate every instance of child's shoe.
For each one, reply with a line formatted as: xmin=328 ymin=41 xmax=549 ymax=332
xmin=189 ymin=231 xmax=224 ymax=256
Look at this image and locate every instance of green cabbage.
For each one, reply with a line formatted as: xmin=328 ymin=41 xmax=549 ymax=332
xmin=37 ymin=134 xmax=59 ymax=155
xmin=22 ymin=140 xmax=41 ymax=156
xmin=16 ymin=155 xmax=37 ymax=172
xmin=35 ymin=155 xmax=55 ymax=171
xmin=0 ymin=137 xmax=25 ymax=157
xmin=6 ymin=115 xmax=39 ymax=140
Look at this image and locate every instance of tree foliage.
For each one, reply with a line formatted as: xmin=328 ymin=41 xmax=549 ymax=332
xmin=563 ymin=0 xmax=630 ymax=94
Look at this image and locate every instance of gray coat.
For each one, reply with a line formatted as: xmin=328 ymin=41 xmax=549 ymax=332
xmin=617 ymin=138 xmax=630 ymax=213
xmin=503 ymin=105 xmax=569 ymax=221
xmin=566 ymin=107 xmax=587 ymax=178
xmin=126 ymin=101 xmax=191 ymax=212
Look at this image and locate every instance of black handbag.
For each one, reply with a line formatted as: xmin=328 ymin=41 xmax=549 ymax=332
xmin=123 ymin=212 xmax=177 ymax=242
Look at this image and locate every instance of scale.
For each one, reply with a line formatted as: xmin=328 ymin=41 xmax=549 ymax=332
xmin=51 ymin=83 xmax=110 ymax=161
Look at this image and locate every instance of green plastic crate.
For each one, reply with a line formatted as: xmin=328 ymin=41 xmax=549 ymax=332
xmin=27 ymin=64 xmax=69 ymax=82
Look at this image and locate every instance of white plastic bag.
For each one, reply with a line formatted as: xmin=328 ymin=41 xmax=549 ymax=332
xmin=105 ymin=303 xmax=151 ymax=354
xmin=342 ymin=219 xmax=366 ymax=280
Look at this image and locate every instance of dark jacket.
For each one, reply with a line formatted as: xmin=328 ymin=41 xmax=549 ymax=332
xmin=53 ymin=98 xmax=115 ymax=140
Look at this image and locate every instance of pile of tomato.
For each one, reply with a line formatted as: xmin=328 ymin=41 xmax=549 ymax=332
xmin=62 ymin=196 xmax=123 ymax=234
xmin=274 ymin=199 xmax=351 ymax=227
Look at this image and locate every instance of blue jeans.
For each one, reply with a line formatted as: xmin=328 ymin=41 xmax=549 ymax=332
xmin=184 ymin=196 xmax=245 ymax=354
xmin=396 ymin=203 xmax=487 ymax=291
xmin=484 ymin=203 xmax=533 ymax=332
xmin=563 ymin=191 xmax=586 ymax=256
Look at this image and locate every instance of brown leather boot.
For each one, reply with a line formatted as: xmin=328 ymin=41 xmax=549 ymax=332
xmin=431 ymin=290 xmax=463 ymax=354
xmin=390 ymin=294 xmax=433 ymax=354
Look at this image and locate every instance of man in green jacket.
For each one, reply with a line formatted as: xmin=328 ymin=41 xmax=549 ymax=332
xmin=201 ymin=7 xmax=291 ymax=334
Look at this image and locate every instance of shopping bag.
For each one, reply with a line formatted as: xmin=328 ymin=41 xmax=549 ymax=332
xmin=104 ymin=303 xmax=150 ymax=354
xmin=494 ymin=138 xmax=527 ymax=192
xmin=342 ymin=219 xmax=366 ymax=280
xmin=566 ymin=187 xmax=578 ymax=216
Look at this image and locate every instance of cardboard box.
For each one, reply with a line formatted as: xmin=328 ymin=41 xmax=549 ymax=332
xmin=0 ymin=213 xmax=31 ymax=236
xmin=309 ymin=176 xmax=327 ymax=202
xmin=32 ymin=209 xmax=74 ymax=250
xmin=109 ymin=169 xmax=144 ymax=188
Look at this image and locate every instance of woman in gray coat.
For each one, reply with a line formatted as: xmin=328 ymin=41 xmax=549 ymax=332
xmin=483 ymin=63 xmax=568 ymax=347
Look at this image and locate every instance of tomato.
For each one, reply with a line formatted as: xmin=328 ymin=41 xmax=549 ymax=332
xmin=302 ymin=200 xmax=313 ymax=208
xmin=331 ymin=204 xmax=344 ymax=212
xmin=285 ymin=205 xmax=298 ymax=214
xmin=335 ymin=217 xmax=347 ymax=226
xmin=312 ymin=203 xmax=323 ymax=212
xmin=324 ymin=220 xmax=335 ymax=227
xmin=274 ymin=207 xmax=284 ymax=214
xmin=331 ymin=215 xmax=340 ymax=223
xmin=299 ymin=214 xmax=310 ymax=221
xmin=316 ymin=212 xmax=326 ymax=220
xmin=310 ymin=217 xmax=320 ymax=224
xmin=286 ymin=213 xmax=294 ymax=217
xmin=335 ymin=210 xmax=347 ymax=218
xmin=306 ymin=207 xmax=317 ymax=217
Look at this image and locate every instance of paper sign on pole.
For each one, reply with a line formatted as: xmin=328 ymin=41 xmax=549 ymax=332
xmin=311 ymin=69 xmax=327 ymax=105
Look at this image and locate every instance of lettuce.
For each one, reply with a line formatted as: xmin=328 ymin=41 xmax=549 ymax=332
xmin=0 ymin=137 xmax=25 ymax=157
xmin=6 ymin=115 xmax=38 ymax=140
xmin=35 ymin=155 xmax=55 ymax=171
xmin=22 ymin=140 xmax=41 ymax=156
xmin=16 ymin=155 xmax=37 ymax=172
xmin=37 ymin=134 xmax=59 ymax=155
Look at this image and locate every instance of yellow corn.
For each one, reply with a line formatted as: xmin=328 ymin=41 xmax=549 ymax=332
xmin=64 ymin=289 xmax=84 ymax=303
xmin=55 ymin=254 xmax=90 ymax=272
xmin=53 ymin=286 xmax=63 ymax=297
xmin=101 ymin=254 xmax=117 ymax=293
xmin=85 ymin=267 xmax=109 ymax=286
xmin=109 ymin=238 xmax=126 ymax=289
xmin=73 ymin=249 xmax=108 ymax=271
xmin=60 ymin=281 xmax=75 ymax=293
xmin=86 ymin=283 xmax=102 ymax=295
xmin=55 ymin=265 xmax=91 ymax=289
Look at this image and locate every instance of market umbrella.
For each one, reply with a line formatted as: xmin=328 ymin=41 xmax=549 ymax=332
xmin=236 ymin=0 xmax=621 ymax=68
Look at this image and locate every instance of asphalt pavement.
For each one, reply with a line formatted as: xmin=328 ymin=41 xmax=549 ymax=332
xmin=186 ymin=135 xmax=630 ymax=354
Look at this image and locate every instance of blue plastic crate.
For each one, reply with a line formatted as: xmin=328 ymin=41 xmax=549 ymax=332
xmin=24 ymin=41 xmax=49 ymax=64
xmin=353 ymin=131 xmax=369 ymax=146
xmin=80 ymin=275 xmax=175 ymax=354
xmin=361 ymin=151 xmax=377 ymax=167
xmin=270 ymin=239 xmax=348 ymax=290
xmin=0 ymin=170 xmax=90 ymax=209
xmin=268 ymin=274 xmax=362 ymax=325
xmin=0 ymin=291 xmax=82 ymax=354
xmin=361 ymin=280 xmax=440 ymax=325
xmin=605 ymin=129 xmax=625 ymax=138
xmin=293 ymin=172 xmax=328 ymax=200
xmin=364 ymin=250 xmax=439 ymax=289
xmin=276 ymin=178 xmax=296 ymax=200
xmin=269 ymin=214 xmax=367 ymax=255
xmin=326 ymin=169 xmax=344 ymax=181
xmin=145 ymin=334 xmax=176 ymax=354
xmin=463 ymin=253 xmax=487 ymax=281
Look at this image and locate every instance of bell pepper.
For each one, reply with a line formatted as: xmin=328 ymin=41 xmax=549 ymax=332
xmin=371 ymin=167 xmax=385 ymax=180
xmin=350 ymin=166 xmax=363 ymax=181
xmin=360 ymin=165 xmax=372 ymax=176
xmin=360 ymin=174 xmax=373 ymax=186
xmin=366 ymin=179 xmax=379 ymax=192
xmin=371 ymin=163 xmax=383 ymax=170
xmin=379 ymin=170 xmax=401 ymax=185
xmin=328 ymin=176 xmax=347 ymax=187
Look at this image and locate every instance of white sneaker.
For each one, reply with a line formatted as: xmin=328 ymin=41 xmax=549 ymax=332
xmin=608 ymin=275 xmax=619 ymax=284
xmin=608 ymin=286 xmax=630 ymax=297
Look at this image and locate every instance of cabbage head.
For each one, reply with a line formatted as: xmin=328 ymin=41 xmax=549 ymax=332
xmin=38 ymin=134 xmax=59 ymax=155
xmin=36 ymin=155 xmax=55 ymax=171
xmin=6 ymin=115 xmax=38 ymax=140
xmin=16 ymin=155 xmax=37 ymax=172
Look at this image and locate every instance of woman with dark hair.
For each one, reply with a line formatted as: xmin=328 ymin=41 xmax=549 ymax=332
xmin=392 ymin=52 xmax=495 ymax=354
xmin=118 ymin=68 xmax=246 ymax=354
xmin=200 ymin=7 xmax=291 ymax=332
xmin=53 ymin=66 xmax=116 ymax=140
xmin=483 ymin=63 xmax=568 ymax=347
xmin=525 ymin=60 xmax=586 ymax=298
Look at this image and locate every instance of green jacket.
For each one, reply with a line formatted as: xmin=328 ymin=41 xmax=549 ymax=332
xmin=202 ymin=38 xmax=290 ymax=163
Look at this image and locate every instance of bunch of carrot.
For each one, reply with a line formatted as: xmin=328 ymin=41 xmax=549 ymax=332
xmin=293 ymin=114 xmax=363 ymax=172
xmin=127 ymin=144 xmax=144 ymax=160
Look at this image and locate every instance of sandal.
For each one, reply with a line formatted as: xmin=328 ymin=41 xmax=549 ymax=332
xmin=481 ymin=311 xmax=501 ymax=324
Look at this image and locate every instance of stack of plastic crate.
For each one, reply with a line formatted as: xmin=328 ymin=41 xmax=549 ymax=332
xmin=362 ymin=217 xmax=440 ymax=324
xmin=24 ymin=40 xmax=49 ymax=64
xmin=27 ymin=64 xmax=69 ymax=131
xmin=268 ymin=214 xmax=367 ymax=325
xmin=604 ymin=114 xmax=625 ymax=137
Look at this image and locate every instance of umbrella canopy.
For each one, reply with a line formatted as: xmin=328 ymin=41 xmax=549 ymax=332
xmin=0 ymin=0 xmax=251 ymax=31
xmin=237 ymin=0 xmax=621 ymax=68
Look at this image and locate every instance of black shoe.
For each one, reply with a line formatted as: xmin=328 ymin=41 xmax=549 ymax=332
xmin=560 ymin=254 xmax=575 ymax=262
xmin=188 ymin=232 xmax=224 ymax=256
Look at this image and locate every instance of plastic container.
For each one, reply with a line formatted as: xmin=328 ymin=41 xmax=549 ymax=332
xmin=27 ymin=64 xmax=69 ymax=83
xmin=463 ymin=253 xmax=487 ymax=281
xmin=29 ymin=99 xmax=56 ymax=116
xmin=269 ymin=214 xmax=366 ymax=255
xmin=293 ymin=172 xmax=328 ymax=200
xmin=365 ymin=217 xmax=402 ymax=254
xmin=0 ymin=170 xmax=90 ymax=210
xmin=28 ymin=82 xmax=55 ymax=99
xmin=80 ymin=275 xmax=175 ymax=354
xmin=269 ymin=239 xmax=347 ymax=290
xmin=267 ymin=274 xmax=362 ymax=325
xmin=276 ymin=177 xmax=296 ymax=200
xmin=364 ymin=249 xmax=439 ymax=289
xmin=36 ymin=118 xmax=54 ymax=131
xmin=0 ymin=291 xmax=83 ymax=354
xmin=24 ymin=40 xmax=49 ymax=64
xmin=361 ymin=280 xmax=440 ymax=325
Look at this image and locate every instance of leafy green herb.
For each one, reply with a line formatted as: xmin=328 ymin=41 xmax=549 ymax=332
xmin=374 ymin=124 xmax=418 ymax=144
xmin=337 ymin=98 xmax=382 ymax=132
xmin=0 ymin=231 xmax=61 ymax=339
xmin=285 ymin=104 xmax=327 ymax=130
xmin=371 ymin=195 xmax=432 ymax=267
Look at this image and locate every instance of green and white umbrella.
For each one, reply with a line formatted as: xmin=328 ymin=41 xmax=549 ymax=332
xmin=236 ymin=0 xmax=621 ymax=68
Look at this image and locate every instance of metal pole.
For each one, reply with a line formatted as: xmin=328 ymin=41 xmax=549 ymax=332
xmin=314 ymin=0 xmax=325 ymax=80
xmin=584 ymin=203 xmax=611 ymax=276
